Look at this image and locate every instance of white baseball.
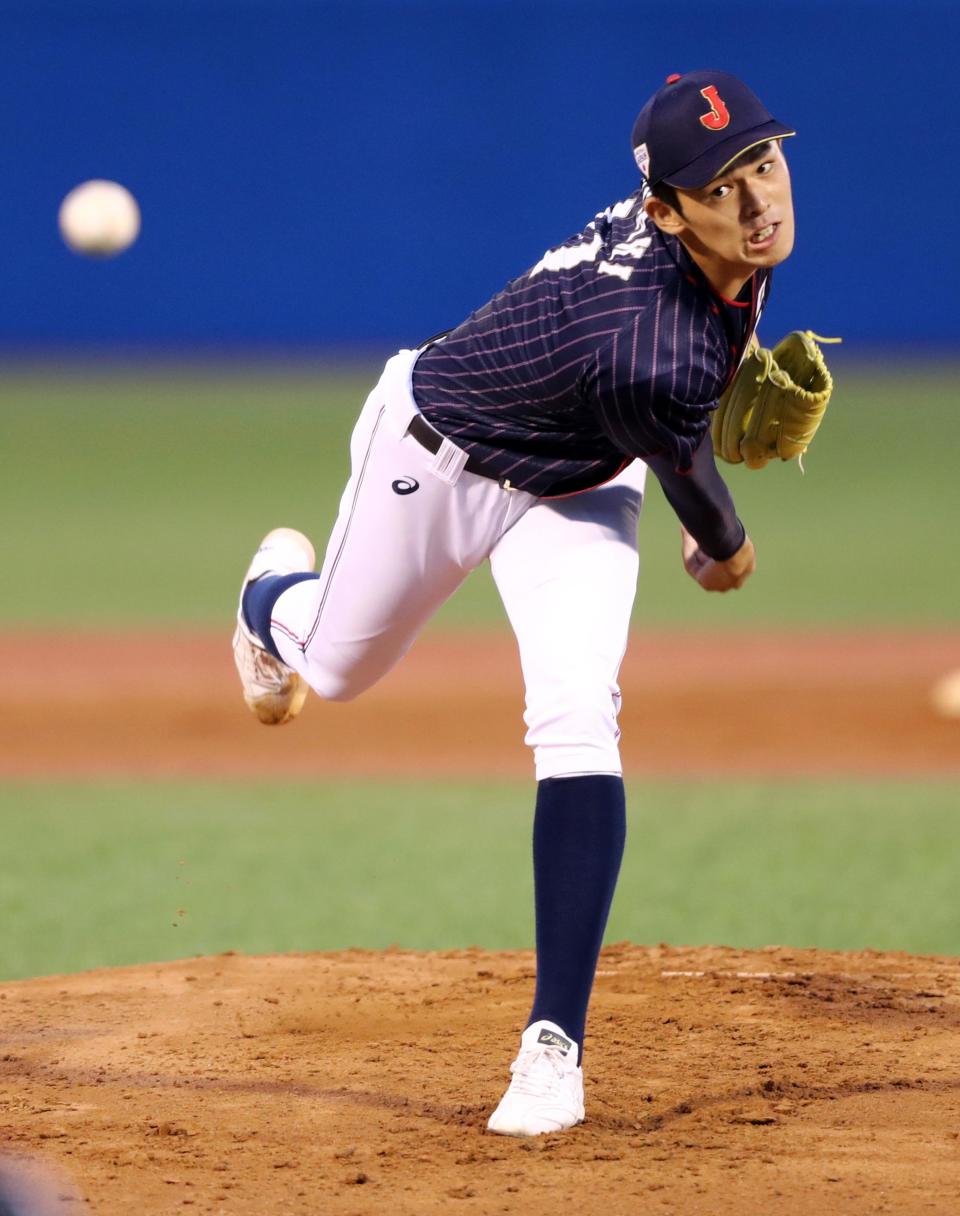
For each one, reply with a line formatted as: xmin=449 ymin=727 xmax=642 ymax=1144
xmin=930 ymin=669 xmax=960 ymax=719
xmin=58 ymin=179 xmax=141 ymax=257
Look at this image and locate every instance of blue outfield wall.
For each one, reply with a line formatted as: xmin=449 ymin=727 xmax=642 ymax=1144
xmin=0 ymin=0 xmax=956 ymax=352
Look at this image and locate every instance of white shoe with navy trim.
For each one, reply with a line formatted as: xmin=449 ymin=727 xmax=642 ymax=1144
xmin=487 ymin=1020 xmax=585 ymax=1136
xmin=232 ymin=527 xmax=315 ymax=725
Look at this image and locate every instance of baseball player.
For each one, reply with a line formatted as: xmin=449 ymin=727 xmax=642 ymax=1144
xmin=233 ymin=70 xmax=796 ymax=1135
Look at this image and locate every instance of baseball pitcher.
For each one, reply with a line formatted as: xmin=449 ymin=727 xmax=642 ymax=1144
xmin=232 ymin=70 xmax=833 ymax=1136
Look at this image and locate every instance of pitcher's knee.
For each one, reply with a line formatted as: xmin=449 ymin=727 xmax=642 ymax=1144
xmin=303 ymin=663 xmax=371 ymax=703
xmin=524 ymin=683 xmax=624 ymax=782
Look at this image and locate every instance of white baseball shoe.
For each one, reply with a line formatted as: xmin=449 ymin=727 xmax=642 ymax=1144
xmin=232 ymin=527 xmax=316 ymax=726
xmin=486 ymin=1020 xmax=585 ymax=1136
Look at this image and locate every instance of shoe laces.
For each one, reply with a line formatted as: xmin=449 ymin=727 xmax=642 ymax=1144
xmin=508 ymin=1046 xmax=575 ymax=1098
xmin=236 ymin=626 xmax=290 ymax=693
xmin=252 ymin=647 xmax=290 ymax=691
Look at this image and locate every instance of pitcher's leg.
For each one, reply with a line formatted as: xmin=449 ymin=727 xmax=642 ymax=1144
xmin=486 ymin=466 xmax=645 ymax=1136
xmin=243 ymin=382 xmax=536 ymax=705
xmin=490 ymin=466 xmax=645 ymax=781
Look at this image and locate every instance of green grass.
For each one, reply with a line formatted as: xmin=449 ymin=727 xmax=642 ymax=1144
xmin=0 ymin=368 xmax=369 ymax=626
xmin=638 ymin=365 xmax=960 ymax=625
xmin=0 ymin=361 xmax=957 ymax=628
xmin=2 ymin=778 xmax=958 ymax=981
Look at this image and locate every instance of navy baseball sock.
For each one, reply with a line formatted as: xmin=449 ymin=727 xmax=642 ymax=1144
xmin=242 ymin=573 xmax=319 ymax=661
xmin=526 ymin=774 xmax=626 ymax=1059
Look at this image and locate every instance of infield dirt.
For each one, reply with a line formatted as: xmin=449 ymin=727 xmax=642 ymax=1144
xmin=0 ymin=627 xmax=957 ymax=778
xmin=4 ymin=945 xmax=960 ymax=1215
xmin=1 ymin=628 xmax=959 ymax=1213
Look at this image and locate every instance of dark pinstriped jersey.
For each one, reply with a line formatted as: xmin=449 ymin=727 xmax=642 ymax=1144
xmin=412 ymin=189 xmax=769 ymax=556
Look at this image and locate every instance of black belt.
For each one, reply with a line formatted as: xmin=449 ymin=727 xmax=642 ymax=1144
xmin=407 ymin=413 xmax=502 ymax=482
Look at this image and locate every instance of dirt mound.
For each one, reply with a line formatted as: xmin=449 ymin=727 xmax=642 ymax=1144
xmin=1 ymin=628 xmax=958 ymax=778
xmin=2 ymin=944 xmax=960 ymax=1214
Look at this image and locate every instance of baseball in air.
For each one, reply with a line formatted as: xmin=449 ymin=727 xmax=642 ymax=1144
xmin=58 ymin=179 xmax=140 ymax=257
xmin=930 ymin=669 xmax=960 ymax=719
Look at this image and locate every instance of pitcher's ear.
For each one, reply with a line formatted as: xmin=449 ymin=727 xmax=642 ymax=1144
xmin=644 ymin=195 xmax=684 ymax=233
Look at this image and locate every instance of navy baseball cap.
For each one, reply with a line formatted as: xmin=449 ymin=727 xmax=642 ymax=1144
xmin=631 ymin=70 xmax=795 ymax=189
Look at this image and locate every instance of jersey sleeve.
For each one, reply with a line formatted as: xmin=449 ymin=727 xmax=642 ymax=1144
xmin=585 ymin=287 xmax=724 ymax=475
xmin=583 ymin=286 xmax=743 ymax=559
xmin=644 ymin=431 xmax=745 ymax=561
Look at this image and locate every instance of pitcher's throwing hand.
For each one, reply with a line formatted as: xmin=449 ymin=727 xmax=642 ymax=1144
xmin=681 ymin=526 xmax=756 ymax=592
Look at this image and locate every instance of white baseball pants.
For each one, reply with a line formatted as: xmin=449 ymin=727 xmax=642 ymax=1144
xmin=269 ymin=350 xmax=646 ymax=781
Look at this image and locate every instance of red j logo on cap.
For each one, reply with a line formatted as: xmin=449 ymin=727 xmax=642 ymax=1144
xmin=698 ymin=85 xmax=731 ymax=131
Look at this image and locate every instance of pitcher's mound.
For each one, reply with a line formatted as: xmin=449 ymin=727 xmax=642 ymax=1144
xmin=3 ymin=943 xmax=960 ymax=1214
